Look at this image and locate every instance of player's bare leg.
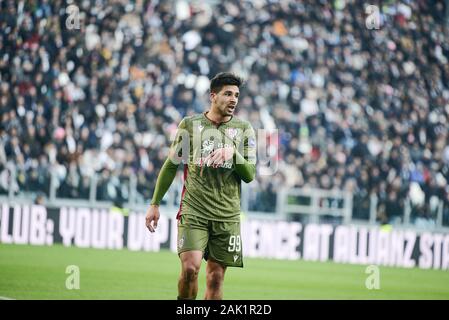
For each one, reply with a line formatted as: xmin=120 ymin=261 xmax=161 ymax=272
xmin=204 ymin=259 xmax=227 ymax=300
xmin=178 ymin=250 xmax=203 ymax=299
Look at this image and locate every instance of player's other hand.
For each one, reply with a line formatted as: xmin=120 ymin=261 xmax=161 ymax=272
xmin=205 ymin=147 xmax=234 ymax=168
xmin=145 ymin=204 xmax=160 ymax=233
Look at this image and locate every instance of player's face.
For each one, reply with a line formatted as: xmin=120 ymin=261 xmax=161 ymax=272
xmin=211 ymin=85 xmax=240 ymax=117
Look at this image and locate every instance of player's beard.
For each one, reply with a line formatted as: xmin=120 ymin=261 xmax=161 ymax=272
xmin=222 ymin=103 xmax=236 ymax=116
xmin=213 ymin=96 xmax=236 ymax=117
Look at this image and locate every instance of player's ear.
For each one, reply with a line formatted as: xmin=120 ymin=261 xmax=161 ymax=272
xmin=210 ymin=92 xmax=216 ymax=103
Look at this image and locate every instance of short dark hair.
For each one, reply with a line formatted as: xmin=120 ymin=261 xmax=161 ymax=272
xmin=210 ymin=72 xmax=243 ymax=94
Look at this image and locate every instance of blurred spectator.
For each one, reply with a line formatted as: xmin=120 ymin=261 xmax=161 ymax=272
xmin=34 ymin=192 xmax=45 ymax=205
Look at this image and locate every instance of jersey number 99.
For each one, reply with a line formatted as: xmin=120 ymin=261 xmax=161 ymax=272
xmin=228 ymin=235 xmax=241 ymax=252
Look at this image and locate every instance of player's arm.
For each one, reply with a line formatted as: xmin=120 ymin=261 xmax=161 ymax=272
xmin=233 ymin=124 xmax=256 ymax=183
xmin=149 ymin=158 xmax=179 ymax=206
xmin=145 ymin=158 xmax=178 ymax=232
xmin=206 ymin=123 xmax=256 ymax=183
xmin=146 ymin=119 xmax=189 ymax=232
xmin=234 ymin=149 xmax=256 ymax=183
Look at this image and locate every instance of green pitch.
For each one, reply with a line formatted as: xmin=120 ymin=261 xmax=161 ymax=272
xmin=0 ymin=244 xmax=448 ymax=300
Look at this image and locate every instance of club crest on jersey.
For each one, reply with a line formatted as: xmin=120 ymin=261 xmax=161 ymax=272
xmin=226 ymin=128 xmax=238 ymax=140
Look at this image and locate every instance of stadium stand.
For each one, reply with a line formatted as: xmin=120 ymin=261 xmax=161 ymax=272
xmin=0 ymin=0 xmax=448 ymax=227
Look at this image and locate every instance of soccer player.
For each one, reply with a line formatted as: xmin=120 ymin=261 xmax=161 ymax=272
xmin=145 ymin=72 xmax=256 ymax=300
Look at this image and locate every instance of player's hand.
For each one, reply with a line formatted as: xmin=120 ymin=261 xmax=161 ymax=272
xmin=205 ymin=147 xmax=234 ymax=168
xmin=145 ymin=204 xmax=160 ymax=233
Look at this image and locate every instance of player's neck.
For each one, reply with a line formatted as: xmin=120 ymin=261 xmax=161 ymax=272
xmin=205 ymin=108 xmax=232 ymax=124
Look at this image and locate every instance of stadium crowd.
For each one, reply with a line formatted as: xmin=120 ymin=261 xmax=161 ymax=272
xmin=1 ymin=0 xmax=449 ymax=226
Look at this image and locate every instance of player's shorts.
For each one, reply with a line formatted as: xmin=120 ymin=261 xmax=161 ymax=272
xmin=177 ymin=214 xmax=243 ymax=268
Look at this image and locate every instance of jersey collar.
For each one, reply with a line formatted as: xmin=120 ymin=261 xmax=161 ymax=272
xmin=203 ymin=111 xmax=233 ymax=127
